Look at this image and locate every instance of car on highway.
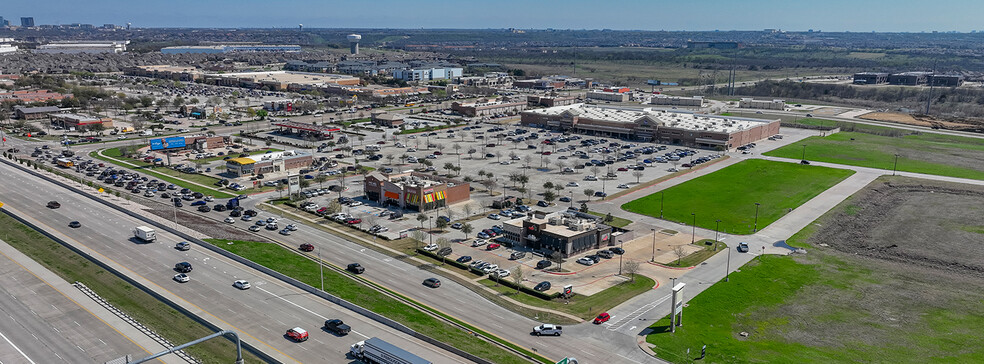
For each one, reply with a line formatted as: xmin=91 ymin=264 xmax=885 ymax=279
xmin=324 ymin=319 xmax=351 ymax=336
xmin=248 ymin=225 xmax=261 ymax=232
xmin=233 ymin=280 xmax=251 ymax=290
xmin=299 ymin=243 xmax=315 ymax=252
xmin=534 ymin=281 xmax=551 ymax=292
xmin=224 ymin=217 xmax=235 ymax=224
xmin=347 ymin=263 xmax=364 ymax=274
xmin=423 ymin=278 xmax=441 ymax=288
xmin=738 ymin=242 xmax=749 ymax=253
xmin=286 ymin=327 xmax=309 ymax=342
xmin=577 ymin=257 xmax=595 ymax=266
xmin=533 ymin=324 xmax=563 ymax=336
xmin=593 ymin=312 xmax=611 ymax=324
xmin=173 ymin=273 xmax=190 ymax=283
xmin=175 ymin=262 xmax=193 ymax=273
xmin=191 ymin=201 xmax=207 ymax=206
xmin=279 ymin=229 xmax=292 ymax=235
xmin=175 ymin=242 xmax=191 ymax=251
xmin=68 ymin=221 xmax=82 ymax=228
xmin=285 ymin=224 xmax=298 ymax=231
xmin=47 ymin=201 xmax=61 ymax=209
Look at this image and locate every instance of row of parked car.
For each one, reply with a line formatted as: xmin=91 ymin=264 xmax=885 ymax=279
xmin=576 ymin=247 xmax=626 ymax=266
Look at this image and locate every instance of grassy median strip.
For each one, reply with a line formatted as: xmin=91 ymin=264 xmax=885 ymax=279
xmin=0 ymin=212 xmax=262 ymax=363
xmin=206 ymin=238 xmax=547 ymax=364
xmin=90 ymin=149 xmax=237 ymax=199
xmin=657 ymin=239 xmax=726 ymax=267
xmin=586 ymin=211 xmax=633 ymax=228
xmin=480 ymin=275 xmax=655 ymax=320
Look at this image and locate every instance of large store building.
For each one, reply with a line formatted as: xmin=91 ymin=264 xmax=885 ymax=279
xmin=363 ymin=171 xmax=470 ymax=212
xmin=451 ymin=98 xmax=526 ymax=117
xmin=501 ymin=210 xmax=613 ymax=258
xmin=521 ymin=104 xmax=779 ymax=149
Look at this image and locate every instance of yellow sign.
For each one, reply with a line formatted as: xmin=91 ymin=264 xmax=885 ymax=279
xmin=98 ymin=188 xmax=104 ymax=193
xmin=0 ymin=202 xmax=4 ymax=208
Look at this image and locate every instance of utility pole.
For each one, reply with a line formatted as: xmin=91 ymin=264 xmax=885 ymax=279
xmin=318 ymin=247 xmax=324 ymax=291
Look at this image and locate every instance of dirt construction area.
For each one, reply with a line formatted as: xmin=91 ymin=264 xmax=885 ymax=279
xmin=859 ymin=111 xmax=984 ymax=132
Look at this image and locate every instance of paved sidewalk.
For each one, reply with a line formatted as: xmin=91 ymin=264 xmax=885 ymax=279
xmin=0 ymin=237 xmax=184 ymax=364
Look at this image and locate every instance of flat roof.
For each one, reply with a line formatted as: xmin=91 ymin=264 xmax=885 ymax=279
xmin=228 ymin=157 xmax=256 ymax=165
xmin=524 ymin=103 xmax=777 ymax=134
xmin=272 ymin=121 xmax=341 ymax=134
xmin=213 ymin=71 xmax=358 ymax=86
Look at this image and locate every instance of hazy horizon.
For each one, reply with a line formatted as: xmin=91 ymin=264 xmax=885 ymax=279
xmin=1 ymin=0 xmax=981 ymax=33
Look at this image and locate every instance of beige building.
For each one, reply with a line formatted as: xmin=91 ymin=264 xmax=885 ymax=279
xmin=586 ymin=90 xmax=630 ymax=102
xmin=738 ymin=98 xmax=785 ymax=110
xmin=650 ymin=95 xmax=704 ymax=107
xmin=451 ymin=98 xmax=526 ymax=117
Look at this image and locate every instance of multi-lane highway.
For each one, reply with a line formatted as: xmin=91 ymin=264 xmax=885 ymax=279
xmin=0 ymin=161 xmax=469 ymax=364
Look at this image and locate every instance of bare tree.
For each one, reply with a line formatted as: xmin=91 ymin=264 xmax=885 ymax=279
xmin=673 ymin=245 xmax=687 ymax=266
xmin=436 ymin=237 xmax=451 ymax=265
xmin=481 ymin=179 xmax=497 ymax=195
xmin=590 ymin=166 xmax=601 ymax=177
xmin=512 ymin=266 xmax=525 ymax=294
xmin=556 ymin=160 xmax=567 ymax=173
xmin=623 ymin=260 xmax=640 ymax=281
xmin=522 ymin=155 xmax=534 ymax=171
xmin=411 ymin=230 xmax=427 ymax=252
xmin=463 ymin=203 xmax=474 ymax=218
xmin=632 ymin=171 xmax=644 ymax=184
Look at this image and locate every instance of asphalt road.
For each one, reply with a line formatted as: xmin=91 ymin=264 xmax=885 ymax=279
xmin=0 ymin=239 xmax=146 ymax=364
xmin=0 ymin=162 xmax=467 ymax=364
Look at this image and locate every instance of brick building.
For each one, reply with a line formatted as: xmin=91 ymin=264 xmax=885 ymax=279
xmin=14 ymin=106 xmax=62 ymax=120
xmin=451 ymin=98 xmax=526 ymax=117
xmin=0 ymin=89 xmax=73 ymax=103
xmin=527 ymin=95 xmax=578 ymax=107
xmin=225 ymin=150 xmax=312 ymax=177
xmin=363 ymin=171 xmax=470 ymax=212
xmin=501 ymin=210 xmax=613 ymax=257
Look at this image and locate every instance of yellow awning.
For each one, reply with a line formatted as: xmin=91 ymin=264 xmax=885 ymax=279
xmin=227 ymin=157 xmax=256 ymax=165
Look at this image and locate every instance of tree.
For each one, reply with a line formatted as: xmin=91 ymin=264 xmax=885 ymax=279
xmin=673 ymin=245 xmax=688 ymax=266
xmin=467 ymin=148 xmax=476 ymax=159
xmin=522 ymin=155 xmax=534 ymax=171
xmin=315 ymin=175 xmax=328 ymax=188
xmin=633 ymin=171 xmax=644 ymax=183
xmin=590 ymin=166 xmax=601 ymax=178
xmin=256 ymin=109 xmax=268 ymax=120
xmin=463 ymin=203 xmax=474 ymax=218
xmin=461 ymin=223 xmax=473 ymax=240
xmin=495 ymin=151 xmax=503 ymax=163
xmin=436 ymin=237 xmax=451 ymax=265
xmin=543 ymin=190 xmax=557 ymax=202
xmin=579 ymin=203 xmax=589 ymax=213
xmin=583 ymin=189 xmax=595 ymax=200
xmin=603 ymin=213 xmax=615 ymax=223
xmin=443 ymin=162 xmax=455 ymax=176
xmin=435 ymin=218 xmax=448 ymax=231
xmin=416 ymin=213 xmax=429 ymax=230
xmin=325 ymin=200 xmax=342 ymax=215
xmin=509 ymin=151 xmax=517 ymax=161
xmin=556 ymin=160 xmax=567 ymax=173
xmin=623 ymin=260 xmax=640 ymax=281
xmin=511 ymin=266 xmax=525 ymax=294
xmin=453 ymin=143 xmax=462 ymax=156
xmin=481 ymin=179 xmax=497 ymax=195
xmin=411 ymin=230 xmax=426 ymax=251
xmin=543 ymin=181 xmax=554 ymax=190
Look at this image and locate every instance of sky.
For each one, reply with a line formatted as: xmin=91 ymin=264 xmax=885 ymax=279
xmin=1 ymin=0 xmax=981 ymax=32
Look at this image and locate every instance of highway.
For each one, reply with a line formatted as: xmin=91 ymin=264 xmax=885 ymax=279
xmin=0 ymin=161 xmax=468 ymax=364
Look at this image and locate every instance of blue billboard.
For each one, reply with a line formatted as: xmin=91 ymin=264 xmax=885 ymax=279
xmin=149 ymin=137 xmax=187 ymax=151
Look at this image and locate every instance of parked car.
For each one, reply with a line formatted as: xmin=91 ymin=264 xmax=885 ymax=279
xmin=487 ymin=243 xmax=501 ymax=251
xmin=456 ymin=256 xmax=473 ymax=263
xmin=577 ymin=257 xmax=595 ymax=266
xmin=609 ymin=247 xmax=625 ymax=255
xmin=536 ymin=260 xmax=553 ymax=269
xmin=510 ymin=251 xmax=527 ymax=260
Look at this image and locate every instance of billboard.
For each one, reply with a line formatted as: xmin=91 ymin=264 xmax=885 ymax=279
xmin=287 ymin=174 xmax=301 ymax=196
xmin=149 ymin=137 xmax=187 ymax=151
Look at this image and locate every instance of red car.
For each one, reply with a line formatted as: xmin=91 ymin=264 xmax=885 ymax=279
xmin=617 ymin=167 xmax=628 ymax=172
xmin=542 ymin=151 xmax=552 ymax=155
xmin=286 ymin=327 xmax=309 ymax=342
xmin=433 ymin=151 xmax=443 ymax=155
xmin=376 ymin=141 xmax=386 ymax=144
xmin=299 ymin=243 xmax=314 ymax=252
xmin=487 ymin=243 xmax=501 ymax=251
xmin=345 ymin=218 xmax=362 ymax=224
xmin=593 ymin=312 xmax=611 ymax=324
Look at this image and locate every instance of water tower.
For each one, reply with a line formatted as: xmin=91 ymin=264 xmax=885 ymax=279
xmin=347 ymin=34 xmax=361 ymax=55
xmin=298 ymin=24 xmax=303 ymax=31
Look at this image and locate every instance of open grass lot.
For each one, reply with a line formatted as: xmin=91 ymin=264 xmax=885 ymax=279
xmin=480 ymin=274 xmax=655 ymax=321
xmin=645 ymin=176 xmax=984 ymax=363
xmin=206 ymin=238 xmax=541 ymax=364
xmin=586 ymin=210 xmax=633 ymax=228
xmin=0 ymin=213 xmax=263 ymax=363
xmin=622 ymin=159 xmax=855 ymax=235
xmin=764 ymin=131 xmax=984 ymax=180
xmin=658 ymin=239 xmax=727 ymax=267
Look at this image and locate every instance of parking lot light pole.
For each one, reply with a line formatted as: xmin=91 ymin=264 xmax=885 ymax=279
xmin=893 ymin=154 xmax=900 ymax=176
xmin=753 ymin=202 xmax=761 ymax=233
xmin=691 ymin=212 xmax=696 ymax=243
xmin=651 ymin=228 xmax=657 ymax=262
xmin=569 ymin=191 xmax=574 ymax=208
xmin=801 ymin=144 xmax=807 ymax=161
xmin=726 ymin=243 xmax=731 ymax=282
xmin=429 ymin=215 xmax=434 ymax=246
xmin=659 ymin=191 xmax=664 ymax=219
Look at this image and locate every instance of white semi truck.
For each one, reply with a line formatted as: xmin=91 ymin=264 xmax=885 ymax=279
xmin=350 ymin=337 xmax=431 ymax=364
xmin=134 ymin=226 xmax=157 ymax=242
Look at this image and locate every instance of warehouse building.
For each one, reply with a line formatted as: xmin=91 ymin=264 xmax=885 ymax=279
xmin=501 ymin=210 xmax=613 ymax=258
xmin=49 ymin=114 xmax=113 ymax=130
xmin=225 ymin=150 xmax=312 ymax=177
xmin=126 ymin=65 xmax=202 ymax=82
xmin=363 ymin=171 xmax=470 ymax=212
xmin=452 ymin=98 xmax=526 ymax=117
xmin=738 ymin=98 xmax=785 ymax=110
xmin=201 ymin=71 xmax=360 ymax=91
xmin=927 ymin=74 xmax=965 ymax=87
xmin=35 ymin=40 xmax=128 ymax=54
xmin=527 ymin=95 xmax=578 ymax=107
xmin=14 ymin=106 xmax=62 ymax=120
xmin=853 ymin=72 xmax=889 ymax=84
xmin=650 ymin=95 xmax=704 ymax=107
xmin=391 ymin=65 xmax=463 ymax=82
xmin=521 ymin=104 xmax=779 ymax=149
xmin=160 ymin=45 xmax=301 ymax=54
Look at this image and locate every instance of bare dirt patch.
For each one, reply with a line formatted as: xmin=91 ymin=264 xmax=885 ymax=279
xmin=859 ymin=112 xmax=983 ymax=132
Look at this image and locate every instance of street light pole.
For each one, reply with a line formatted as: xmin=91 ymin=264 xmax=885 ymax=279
xmin=892 ymin=154 xmax=900 ymax=176
xmin=569 ymin=191 xmax=573 ymax=208
xmin=659 ymin=191 xmax=664 ymax=219
xmin=618 ymin=240 xmax=623 ymax=275
xmin=691 ymin=212 xmax=696 ymax=244
xmin=726 ymin=244 xmax=732 ymax=282
xmin=651 ymin=228 xmax=657 ymax=262
xmin=801 ymin=144 xmax=807 ymax=161
xmin=753 ymin=202 xmax=760 ymax=233
xmin=318 ymin=246 xmax=324 ymax=291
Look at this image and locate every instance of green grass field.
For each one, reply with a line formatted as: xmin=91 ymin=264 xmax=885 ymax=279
xmin=480 ymin=274 xmax=655 ymax=321
xmin=586 ymin=211 xmax=633 ymax=228
xmin=206 ymin=239 xmax=543 ymax=364
xmin=658 ymin=239 xmax=727 ymax=267
xmin=764 ymin=131 xmax=984 ymax=180
xmin=622 ymin=160 xmax=854 ymax=235
xmin=0 ymin=213 xmax=262 ymax=363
